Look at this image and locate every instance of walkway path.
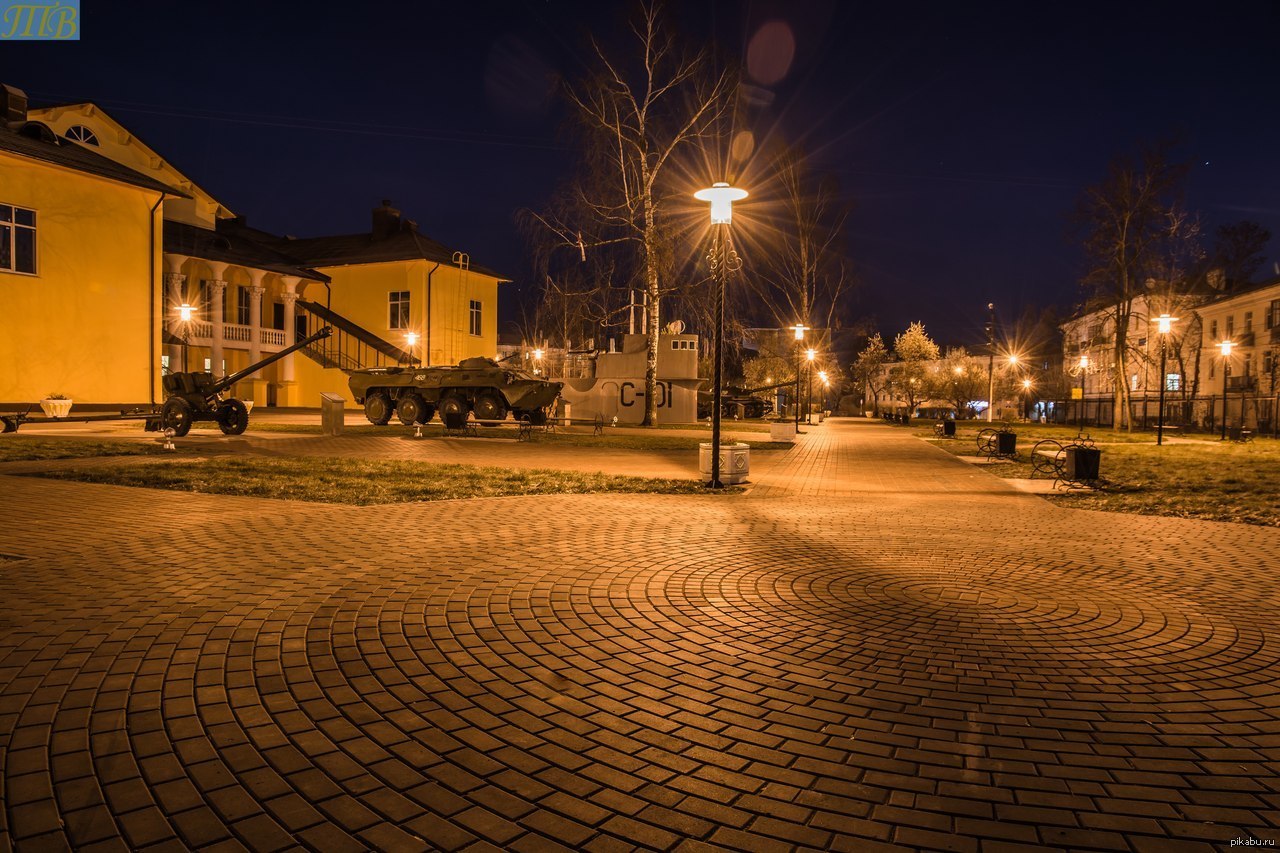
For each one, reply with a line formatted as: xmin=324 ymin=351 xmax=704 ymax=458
xmin=1 ymin=419 xmax=1278 ymax=851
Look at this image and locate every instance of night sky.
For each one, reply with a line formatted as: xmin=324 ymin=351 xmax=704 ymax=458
xmin=6 ymin=0 xmax=1278 ymax=348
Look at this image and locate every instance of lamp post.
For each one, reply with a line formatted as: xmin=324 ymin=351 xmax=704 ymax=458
xmin=1219 ymin=339 xmax=1234 ymax=440
xmin=532 ymin=347 xmax=544 ymax=376
xmin=1076 ymin=354 xmax=1089 ymax=427
xmin=695 ymin=181 xmax=747 ymax=489
xmin=177 ymin=302 xmax=194 ymax=372
xmin=1153 ymin=313 xmax=1177 ymax=445
xmin=406 ymin=332 xmax=418 ymax=367
xmin=790 ymin=323 xmax=808 ymax=431
xmin=1022 ymin=378 xmax=1032 ymax=421
xmin=985 ymin=302 xmax=996 ymax=422
xmin=818 ymin=370 xmax=829 ymax=415
xmin=805 ymin=348 xmax=816 ymax=423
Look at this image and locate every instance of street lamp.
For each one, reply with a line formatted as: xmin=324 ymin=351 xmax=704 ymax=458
xmin=1153 ymin=313 xmax=1177 ymax=445
xmin=790 ymin=323 xmax=808 ymax=431
xmin=1219 ymin=339 xmax=1234 ymax=440
xmin=1075 ymin=354 xmax=1090 ymax=427
xmin=805 ymin=348 xmax=816 ymax=424
xmin=1021 ymin=378 xmax=1032 ymax=421
xmin=176 ymin=302 xmax=194 ymax=372
xmin=406 ymin=332 xmax=418 ymax=367
xmin=532 ymin=347 xmax=544 ymax=376
xmin=695 ymin=181 xmax=747 ymax=489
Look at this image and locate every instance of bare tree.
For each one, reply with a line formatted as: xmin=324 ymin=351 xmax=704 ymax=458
xmin=1076 ymin=144 xmax=1192 ymax=430
xmin=743 ymin=147 xmax=853 ymax=333
xmin=1208 ymin=221 xmax=1273 ymax=291
xmin=526 ymin=2 xmax=733 ymax=425
xmin=852 ymin=333 xmax=889 ymax=415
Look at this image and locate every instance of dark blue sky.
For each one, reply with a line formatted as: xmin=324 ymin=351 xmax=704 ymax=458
xmin=5 ymin=0 xmax=1277 ymax=347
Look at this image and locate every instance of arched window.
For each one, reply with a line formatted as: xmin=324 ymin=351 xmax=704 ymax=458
xmin=64 ymin=125 xmax=99 ymax=146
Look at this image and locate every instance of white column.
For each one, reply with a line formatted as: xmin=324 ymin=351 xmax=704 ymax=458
xmin=280 ymin=277 xmax=300 ymax=383
xmin=205 ymin=262 xmax=228 ymax=377
xmin=247 ymin=269 xmax=267 ymax=364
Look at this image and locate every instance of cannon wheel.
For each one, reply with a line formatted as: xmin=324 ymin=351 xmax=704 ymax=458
xmin=162 ymin=397 xmax=193 ymax=437
xmin=977 ymin=427 xmax=998 ymax=456
xmin=473 ymin=391 xmax=507 ymax=422
xmin=364 ymin=391 xmax=392 ymax=425
xmin=1031 ymin=439 xmax=1064 ymax=478
xmin=438 ymin=394 xmax=467 ymax=419
xmin=396 ymin=394 xmax=429 ymax=426
xmin=217 ymin=399 xmax=249 ymax=435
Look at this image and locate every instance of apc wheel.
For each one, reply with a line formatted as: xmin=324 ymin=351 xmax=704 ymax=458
xmin=217 ymin=399 xmax=249 ymax=435
xmin=364 ymin=391 xmax=393 ymax=425
xmin=161 ymin=397 xmax=193 ymax=437
xmin=397 ymin=394 xmax=429 ymax=425
xmin=438 ymin=394 xmax=467 ymax=419
xmin=473 ymin=391 xmax=507 ymax=422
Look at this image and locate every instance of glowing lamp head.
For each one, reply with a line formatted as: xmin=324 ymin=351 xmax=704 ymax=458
xmin=1022 ymin=379 xmax=1032 ymax=389
xmin=791 ymin=323 xmax=807 ymax=341
xmin=694 ymin=181 xmax=748 ymax=224
xmin=1219 ymin=340 xmax=1234 ymax=357
xmin=1078 ymin=354 xmax=1090 ymax=369
xmin=806 ymin=348 xmax=816 ymax=361
xmin=954 ymin=366 xmax=963 ymax=375
xmin=178 ymin=303 xmax=194 ymax=322
xmin=1154 ymin=313 xmax=1178 ymax=334
xmin=1008 ymin=354 xmax=1019 ymax=365
xmin=406 ymin=332 xmax=418 ymax=347
xmin=533 ymin=348 xmax=543 ymax=360
xmin=819 ymin=371 xmax=829 ymax=385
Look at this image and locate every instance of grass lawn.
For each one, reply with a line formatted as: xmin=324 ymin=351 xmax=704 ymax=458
xmin=243 ymin=421 xmax=793 ymax=450
xmin=915 ymin=420 xmax=1280 ymax=526
xmin=0 ymin=436 xmax=162 ymax=462
xmin=29 ymin=456 xmax=730 ymax=504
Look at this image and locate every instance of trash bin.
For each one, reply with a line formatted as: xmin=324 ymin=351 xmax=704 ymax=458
xmin=1065 ymin=446 xmax=1101 ymax=480
xmin=943 ymin=420 xmax=956 ymax=437
xmin=997 ymin=430 xmax=1016 ymax=456
xmin=320 ymin=393 xmax=345 ymax=436
xmin=699 ymin=442 xmax=750 ymax=484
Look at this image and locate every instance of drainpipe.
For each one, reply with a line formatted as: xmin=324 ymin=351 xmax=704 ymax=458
xmin=425 ymin=262 xmax=440 ymax=366
xmin=148 ymin=192 xmax=166 ymax=405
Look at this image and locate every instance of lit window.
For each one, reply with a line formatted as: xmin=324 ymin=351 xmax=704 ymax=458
xmin=0 ymin=203 xmax=36 ymax=274
xmin=388 ymin=291 xmax=410 ymax=330
xmin=64 ymin=125 xmax=99 ymax=146
xmin=1165 ymin=373 xmax=1181 ymax=392
xmin=468 ymin=299 xmax=482 ymax=336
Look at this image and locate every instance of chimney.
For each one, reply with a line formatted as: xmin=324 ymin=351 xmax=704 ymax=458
xmin=371 ymin=199 xmax=401 ymax=240
xmin=2 ymin=84 xmax=29 ymax=127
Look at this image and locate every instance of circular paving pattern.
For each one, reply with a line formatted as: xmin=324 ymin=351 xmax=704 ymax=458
xmin=2 ymin=423 xmax=1280 ymax=851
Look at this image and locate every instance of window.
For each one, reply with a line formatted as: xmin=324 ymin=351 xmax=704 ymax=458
xmin=1226 ymin=315 xmax=1235 ymax=337
xmin=670 ymin=340 xmax=695 ymax=350
xmin=1265 ymin=352 xmax=1274 ymax=376
xmin=1210 ymin=319 xmax=1218 ymax=340
xmin=0 ymin=204 xmax=36 ymax=274
xmin=1209 ymin=361 xmax=1215 ymax=379
xmin=236 ymin=287 xmax=251 ymax=325
xmin=272 ymin=302 xmax=284 ymax=330
xmin=1245 ymin=311 xmax=1253 ymax=333
xmin=1165 ymin=373 xmax=1181 ymax=392
xmin=468 ymin=299 xmax=482 ymax=336
xmin=1268 ymin=300 xmax=1280 ymax=330
xmin=1130 ymin=373 xmax=1139 ymax=391
xmin=1244 ymin=354 xmax=1253 ymax=376
xmin=389 ymin=291 xmax=410 ymax=330
xmin=64 ymin=125 xmax=99 ymax=146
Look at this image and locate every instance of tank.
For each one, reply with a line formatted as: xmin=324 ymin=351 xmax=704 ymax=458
xmin=347 ymin=357 xmax=563 ymax=426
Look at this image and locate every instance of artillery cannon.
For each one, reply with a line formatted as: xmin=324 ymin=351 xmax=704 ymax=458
xmin=160 ymin=327 xmax=332 ymax=437
xmin=697 ymin=380 xmax=791 ymax=420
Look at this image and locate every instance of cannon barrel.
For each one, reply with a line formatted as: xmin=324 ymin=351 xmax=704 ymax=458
xmin=211 ymin=326 xmax=333 ymax=394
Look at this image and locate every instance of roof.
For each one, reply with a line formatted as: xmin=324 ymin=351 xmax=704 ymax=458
xmin=164 ymin=220 xmax=329 ymax=281
xmin=0 ymin=121 xmax=188 ymax=197
xmin=266 ymin=228 xmax=509 ymax=280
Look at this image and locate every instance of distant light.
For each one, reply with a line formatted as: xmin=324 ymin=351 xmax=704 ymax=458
xmin=1078 ymin=354 xmax=1090 ymax=369
xmin=1022 ymin=379 xmax=1032 ymax=389
xmin=694 ymin=182 xmax=748 ymax=224
xmin=791 ymin=323 xmax=807 ymax=341
xmin=406 ymin=332 xmax=418 ymax=347
xmin=178 ymin=303 xmax=193 ymax=322
xmin=533 ymin=348 xmax=544 ymax=360
xmin=1219 ymin=340 xmax=1234 ymax=357
xmin=1154 ymin=313 xmax=1178 ymax=334
xmin=806 ymin=348 xmax=816 ymax=361
xmin=1007 ymin=354 xmax=1019 ymax=365
xmin=953 ymin=366 xmax=963 ymax=375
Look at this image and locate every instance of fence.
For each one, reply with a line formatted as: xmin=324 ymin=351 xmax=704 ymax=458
xmin=1051 ymin=393 xmax=1280 ymax=437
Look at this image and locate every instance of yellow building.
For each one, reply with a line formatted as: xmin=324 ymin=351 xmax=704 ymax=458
xmin=0 ymin=85 xmax=181 ymax=406
xmin=4 ymin=85 xmax=507 ymax=410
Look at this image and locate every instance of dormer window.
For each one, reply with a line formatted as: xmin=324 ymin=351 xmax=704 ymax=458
xmin=64 ymin=125 xmax=99 ymax=146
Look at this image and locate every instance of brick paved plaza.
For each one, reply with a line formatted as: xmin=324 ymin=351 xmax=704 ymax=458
xmin=1 ymin=419 xmax=1278 ymax=851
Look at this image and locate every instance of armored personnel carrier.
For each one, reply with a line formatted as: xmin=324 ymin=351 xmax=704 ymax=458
xmin=347 ymin=357 xmax=562 ymax=426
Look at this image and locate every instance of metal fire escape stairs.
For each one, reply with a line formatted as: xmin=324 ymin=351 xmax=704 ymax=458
xmin=296 ymin=300 xmax=412 ymax=371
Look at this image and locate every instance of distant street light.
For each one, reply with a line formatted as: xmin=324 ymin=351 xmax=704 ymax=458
xmin=1219 ymin=339 xmax=1235 ymax=440
xmin=1153 ymin=313 xmax=1177 ymax=445
xmin=695 ymin=181 xmax=747 ymax=489
xmin=791 ymin=323 xmax=808 ymax=431
xmin=176 ymin=303 xmax=194 ymax=372
xmin=532 ymin=348 xmax=544 ymax=376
